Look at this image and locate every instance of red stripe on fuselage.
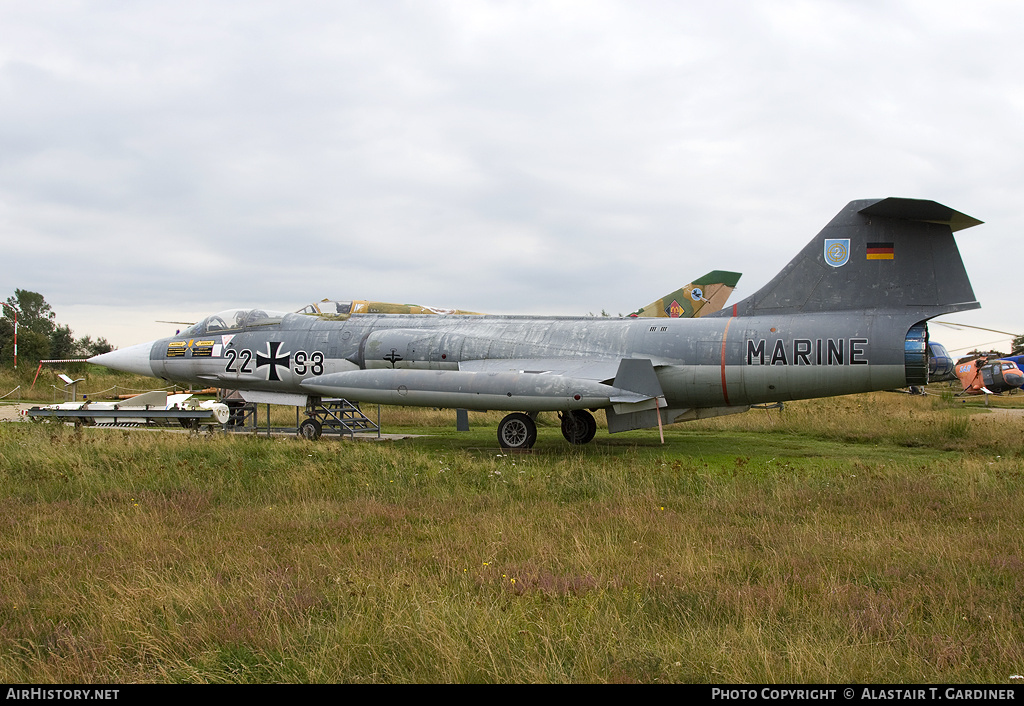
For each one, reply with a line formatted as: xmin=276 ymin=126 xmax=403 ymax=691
xmin=720 ymin=317 xmax=733 ymax=405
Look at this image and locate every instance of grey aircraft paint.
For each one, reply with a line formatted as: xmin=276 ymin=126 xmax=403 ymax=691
xmin=90 ymin=198 xmax=981 ymax=448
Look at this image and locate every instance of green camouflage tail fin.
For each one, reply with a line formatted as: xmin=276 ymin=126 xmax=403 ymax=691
xmin=628 ymin=270 xmax=742 ymax=318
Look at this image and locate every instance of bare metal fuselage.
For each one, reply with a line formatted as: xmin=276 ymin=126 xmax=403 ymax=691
xmin=146 ymin=310 xmax=911 ymax=415
xmin=90 ymin=197 xmax=982 ymax=445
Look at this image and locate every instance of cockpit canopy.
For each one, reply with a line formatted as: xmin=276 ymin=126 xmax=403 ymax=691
xmin=297 ymin=300 xmax=355 ymax=315
xmin=182 ymin=308 xmax=286 ymax=336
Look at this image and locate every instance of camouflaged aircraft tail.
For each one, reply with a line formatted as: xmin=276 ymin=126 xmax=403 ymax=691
xmin=628 ymin=270 xmax=742 ymax=318
xmin=715 ymin=198 xmax=981 ymax=320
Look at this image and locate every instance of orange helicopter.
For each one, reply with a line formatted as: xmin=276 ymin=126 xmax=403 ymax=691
xmin=953 ymin=355 xmax=1024 ymax=395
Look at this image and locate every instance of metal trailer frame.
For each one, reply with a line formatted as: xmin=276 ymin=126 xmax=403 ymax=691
xmin=25 ymin=406 xmax=224 ymax=430
xmin=219 ymin=398 xmax=380 ymax=440
xmin=25 ymin=397 xmax=381 ymax=440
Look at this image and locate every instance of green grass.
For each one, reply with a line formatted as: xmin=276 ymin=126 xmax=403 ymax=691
xmin=2 ymin=380 xmax=1024 ymax=683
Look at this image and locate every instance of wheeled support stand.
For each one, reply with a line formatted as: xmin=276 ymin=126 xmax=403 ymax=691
xmin=298 ymin=396 xmax=380 ymax=440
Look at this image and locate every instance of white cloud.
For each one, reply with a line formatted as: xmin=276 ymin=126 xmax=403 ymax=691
xmin=0 ymin=0 xmax=1020 ymax=351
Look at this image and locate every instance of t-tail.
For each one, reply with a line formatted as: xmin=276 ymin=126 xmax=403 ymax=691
xmin=713 ymin=198 xmax=981 ymax=320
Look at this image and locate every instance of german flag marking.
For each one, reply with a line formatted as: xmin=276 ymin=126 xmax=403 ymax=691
xmin=866 ymin=242 xmax=894 ymax=260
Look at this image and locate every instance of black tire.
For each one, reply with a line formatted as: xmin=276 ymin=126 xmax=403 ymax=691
xmin=497 ymin=412 xmax=537 ymax=450
xmin=299 ymin=418 xmax=323 ymax=441
xmin=560 ymin=410 xmax=597 ymax=445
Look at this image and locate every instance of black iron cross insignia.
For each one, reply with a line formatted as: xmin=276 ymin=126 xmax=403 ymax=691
xmin=256 ymin=341 xmax=291 ymax=381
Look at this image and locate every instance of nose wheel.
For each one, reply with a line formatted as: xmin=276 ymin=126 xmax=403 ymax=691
xmin=497 ymin=412 xmax=537 ymax=450
xmin=298 ymin=417 xmax=323 ymax=440
xmin=559 ymin=410 xmax=597 ymax=445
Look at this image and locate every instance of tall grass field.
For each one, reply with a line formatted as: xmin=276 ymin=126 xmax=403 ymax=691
xmin=1 ymin=368 xmax=1023 ymax=683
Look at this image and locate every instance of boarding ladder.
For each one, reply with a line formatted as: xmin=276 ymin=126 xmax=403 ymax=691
xmin=301 ymin=398 xmax=379 ymax=439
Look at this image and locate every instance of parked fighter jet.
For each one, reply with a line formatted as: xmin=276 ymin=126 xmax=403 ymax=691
xmin=627 ymin=271 xmax=741 ymax=318
xmin=953 ymin=355 xmax=1024 ymax=395
xmin=90 ymin=198 xmax=981 ymax=448
xmin=303 ymin=270 xmax=741 ymax=323
xmin=298 ymin=299 xmax=483 ymax=318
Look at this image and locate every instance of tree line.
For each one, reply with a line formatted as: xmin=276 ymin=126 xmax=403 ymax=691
xmin=0 ymin=289 xmax=113 ymax=368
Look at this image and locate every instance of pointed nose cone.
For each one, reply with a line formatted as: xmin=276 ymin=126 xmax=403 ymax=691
xmin=89 ymin=341 xmax=158 ymax=377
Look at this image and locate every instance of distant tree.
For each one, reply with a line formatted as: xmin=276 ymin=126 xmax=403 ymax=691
xmin=1 ymin=289 xmax=113 ymax=368
xmin=1012 ymin=334 xmax=1024 ymax=356
xmin=6 ymin=289 xmax=56 ymax=337
xmin=2 ymin=290 xmax=56 ymax=365
xmin=76 ymin=335 xmax=114 ymax=357
xmin=0 ymin=317 xmax=13 ymax=366
xmin=4 ymin=329 xmax=50 ymax=366
xmin=49 ymin=323 xmax=76 ymax=360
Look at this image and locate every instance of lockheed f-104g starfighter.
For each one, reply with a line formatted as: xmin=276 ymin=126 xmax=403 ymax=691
xmin=90 ymin=198 xmax=982 ymax=449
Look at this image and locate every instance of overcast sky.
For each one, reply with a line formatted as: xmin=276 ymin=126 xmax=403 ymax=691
xmin=2 ymin=0 xmax=1021 ymax=353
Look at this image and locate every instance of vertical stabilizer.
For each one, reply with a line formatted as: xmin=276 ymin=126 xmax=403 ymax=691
xmin=717 ymin=198 xmax=981 ymax=319
xmin=629 ymin=271 xmax=742 ymax=318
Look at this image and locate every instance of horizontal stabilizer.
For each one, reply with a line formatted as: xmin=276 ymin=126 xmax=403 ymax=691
xmin=858 ymin=198 xmax=983 ymax=232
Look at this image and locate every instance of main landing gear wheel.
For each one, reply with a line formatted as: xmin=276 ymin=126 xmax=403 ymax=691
xmin=497 ymin=412 xmax=537 ymax=450
xmin=560 ymin=410 xmax=597 ymax=445
xmin=299 ymin=418 xmax=323 ymax=441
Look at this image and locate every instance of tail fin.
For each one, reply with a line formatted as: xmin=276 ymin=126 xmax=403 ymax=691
xmin=629 ymin=270 xmax=742 ymax=318
xmin=718 ymin=198 xmax=981 ymax=318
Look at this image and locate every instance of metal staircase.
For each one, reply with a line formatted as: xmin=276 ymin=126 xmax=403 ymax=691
xmin=299 ymin=398 xmax=379 ymax=440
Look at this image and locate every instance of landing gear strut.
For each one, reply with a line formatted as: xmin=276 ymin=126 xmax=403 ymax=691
xmin=497 ymin=412 xmax=537 ymax=450
xmin=559 ymin=410 xmax=597 ymax=445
